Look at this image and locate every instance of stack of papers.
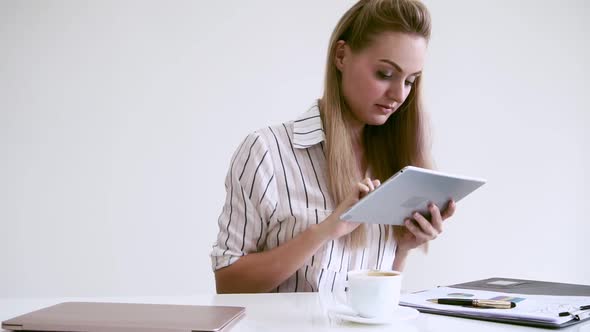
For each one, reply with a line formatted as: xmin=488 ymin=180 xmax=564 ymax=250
xmin=400 ymin=286 xmax=590 ymax=325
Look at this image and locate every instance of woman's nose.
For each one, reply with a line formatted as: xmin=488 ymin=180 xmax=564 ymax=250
xmin=386 ymin=81 xmax=405 ymax=103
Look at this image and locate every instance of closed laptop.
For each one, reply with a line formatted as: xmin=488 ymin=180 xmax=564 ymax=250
xmin=2 ymin=301 xmax=245 ymax=332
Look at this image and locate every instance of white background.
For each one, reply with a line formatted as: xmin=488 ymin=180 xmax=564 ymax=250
xmin=1 ymin=0 xmax=588 ymax=298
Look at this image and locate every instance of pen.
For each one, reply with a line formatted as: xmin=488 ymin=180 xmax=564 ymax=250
xmin=428 ymin=298 xmax=516 ymax=309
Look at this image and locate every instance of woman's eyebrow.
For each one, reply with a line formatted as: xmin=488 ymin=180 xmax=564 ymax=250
xmin=379 ymin=59 xmax=422 ymax=76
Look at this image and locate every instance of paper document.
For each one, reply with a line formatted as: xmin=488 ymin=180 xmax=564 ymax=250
xmin=400 ymin=286 xmax=590 ymax=324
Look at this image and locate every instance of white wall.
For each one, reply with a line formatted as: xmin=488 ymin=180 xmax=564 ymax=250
xmin=408 ymin=0 xmax=590 ymax=289
xmin=1 ymin=0 xmax=588 ymax=298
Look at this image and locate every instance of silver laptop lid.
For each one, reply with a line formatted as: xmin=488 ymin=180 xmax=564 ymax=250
xmin=2 ymin=302 xmax=245 ymax=332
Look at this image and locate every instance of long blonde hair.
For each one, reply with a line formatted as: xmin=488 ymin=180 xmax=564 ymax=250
xmin=320 ymin=0 xmax=433 ymax=247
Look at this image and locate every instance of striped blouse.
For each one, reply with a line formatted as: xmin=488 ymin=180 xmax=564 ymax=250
xmin=210 ymin=102 xmax=397 ymax=293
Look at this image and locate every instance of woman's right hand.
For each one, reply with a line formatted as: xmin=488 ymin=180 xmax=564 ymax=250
xmin=319 ymin=178 xmax=381 ymax=240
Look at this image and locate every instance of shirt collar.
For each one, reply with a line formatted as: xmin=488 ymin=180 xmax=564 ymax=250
xmin=292 ymin=102 xmax=325 ymax=149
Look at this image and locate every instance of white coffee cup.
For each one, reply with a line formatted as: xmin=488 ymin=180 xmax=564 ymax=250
xmin=346 ymin=269 xmax=402 ymax=318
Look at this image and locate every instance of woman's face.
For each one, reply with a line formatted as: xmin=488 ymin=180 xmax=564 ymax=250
xmin=336 ymin=31 xmax=427 ymax=126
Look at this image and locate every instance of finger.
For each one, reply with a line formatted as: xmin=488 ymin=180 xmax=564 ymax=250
xmin=412 ymin=211 xmax=439 ymax=239
xmin=404 ymin=219 xmax=429 ymax=242
xmin=372 ymin=179 xmax=381 ymax=188
xmin=441 ymin=200 xmax=456 ymax=220
xmin=363 ymin=177 xmax=375 ymax=191
xmin=357 ymin=182 xmax=371 ymax=197
xmin=428 ymin=203 xmax=443 ymax=234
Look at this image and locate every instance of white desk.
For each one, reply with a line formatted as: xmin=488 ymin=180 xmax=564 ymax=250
xmin=1 ymin=293 xmax=588 ymax=331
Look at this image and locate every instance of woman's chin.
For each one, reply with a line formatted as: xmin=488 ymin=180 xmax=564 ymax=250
xmin=365 ymin=114 xmax=391 ymax=126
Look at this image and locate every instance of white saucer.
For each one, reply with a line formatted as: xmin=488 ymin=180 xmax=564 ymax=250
xmin=329 ymin=306 xmax=420 ymax=325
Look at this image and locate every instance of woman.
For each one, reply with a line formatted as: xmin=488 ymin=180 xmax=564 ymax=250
xmin=210 ymin=0 xmax=455 ymax=293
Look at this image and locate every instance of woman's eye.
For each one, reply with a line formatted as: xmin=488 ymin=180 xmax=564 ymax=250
xmin=377 ymin=71 xmax=393 ymax=79
xmin=405 ymin=80 xmax=415 ymax=86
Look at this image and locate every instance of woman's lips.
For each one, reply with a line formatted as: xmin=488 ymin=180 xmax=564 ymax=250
xmin=376 ymin=104 xmax=393 ymax=114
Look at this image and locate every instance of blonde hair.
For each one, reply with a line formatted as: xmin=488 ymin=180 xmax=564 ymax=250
xmin=320 ymin=0 xmax=433 ymax=248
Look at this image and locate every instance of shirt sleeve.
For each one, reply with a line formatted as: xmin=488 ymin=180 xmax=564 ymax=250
xmin=210 ymin=131 xmax=277 ymax=270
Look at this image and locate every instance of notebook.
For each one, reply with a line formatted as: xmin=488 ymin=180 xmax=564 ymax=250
xmin=1 ymin=302 xmax=245 ymax=332
xmin=400 ymin=277 xmax=590 ymax=329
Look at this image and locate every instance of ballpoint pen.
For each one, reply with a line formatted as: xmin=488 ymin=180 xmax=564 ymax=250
xmin=428 ymin=298 xmax=516 ymax=309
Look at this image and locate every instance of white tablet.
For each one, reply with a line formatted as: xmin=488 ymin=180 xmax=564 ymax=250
xmin=340 ymin=166 xmax=486 ymax=225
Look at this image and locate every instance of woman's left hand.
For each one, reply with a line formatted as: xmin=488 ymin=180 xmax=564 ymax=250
xmin=393 ymin=200 xmax=456 ymax=252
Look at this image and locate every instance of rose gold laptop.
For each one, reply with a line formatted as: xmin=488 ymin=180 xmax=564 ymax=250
xmin=2 ymin=302 xmax=245 ymax=332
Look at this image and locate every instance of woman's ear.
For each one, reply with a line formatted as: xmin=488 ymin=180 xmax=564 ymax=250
xmin=334 ymin=40 xmax=348 ymax=71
